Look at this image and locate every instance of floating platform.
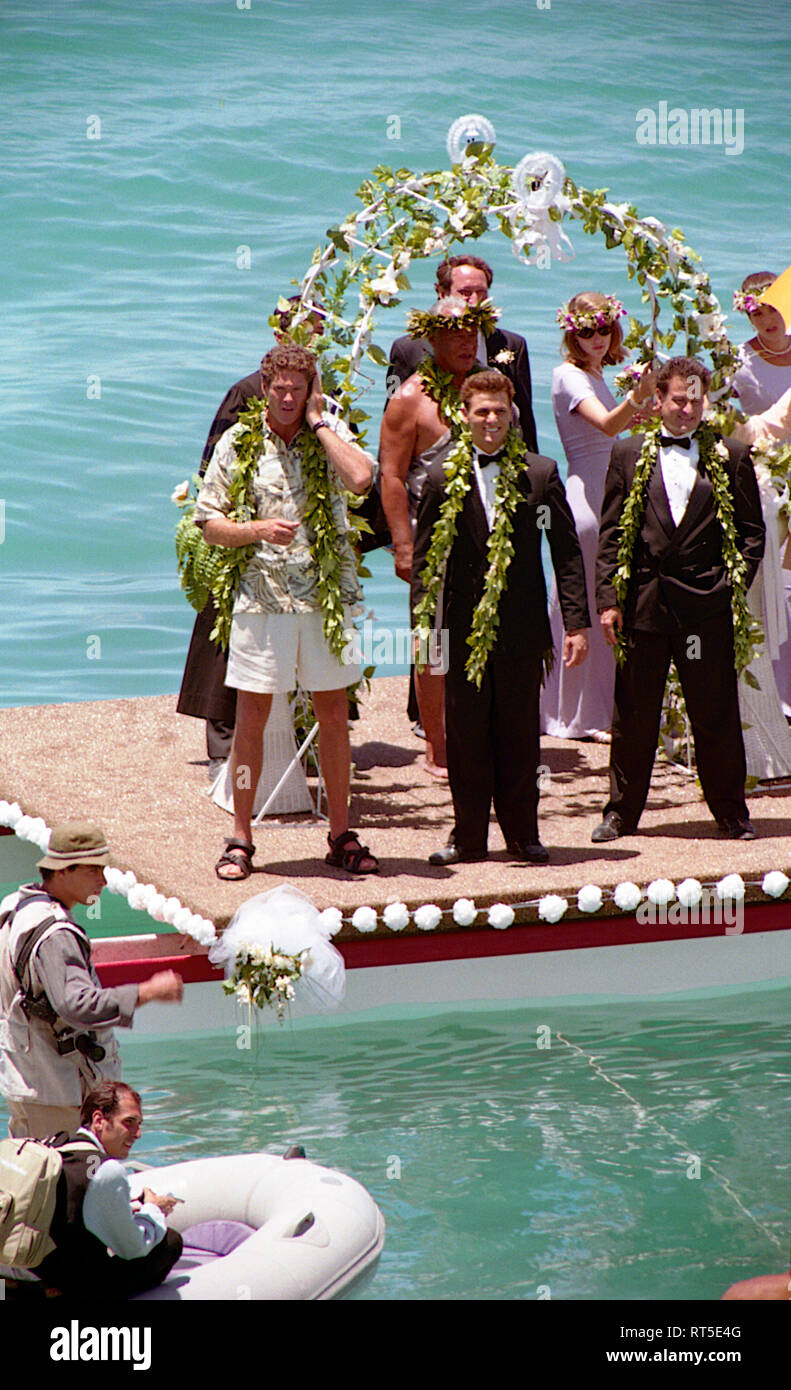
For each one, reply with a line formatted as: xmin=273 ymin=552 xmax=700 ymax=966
xmin=2 ymin=677 xmax=790 ymax=1030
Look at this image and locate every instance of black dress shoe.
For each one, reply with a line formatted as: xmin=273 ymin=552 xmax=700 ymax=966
xmin=428 ymin=843 xmax=487 ymax=866
xmin=591 ymin=812 xmax=633 ymax=843
xmin=507 ymin=841 xmax=550 ymax=865
xmin=717 ymin=818 xmax=756 ymax=840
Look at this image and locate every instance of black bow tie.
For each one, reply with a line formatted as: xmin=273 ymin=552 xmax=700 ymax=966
xmin=659 ymin=434 xmax=693 ymax=449
xmin=476 ymin=449 xmax=503 ymax=468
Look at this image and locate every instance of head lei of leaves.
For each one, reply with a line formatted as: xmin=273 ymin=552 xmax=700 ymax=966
xmin=407 ymin=297 xmax=501 ymax=341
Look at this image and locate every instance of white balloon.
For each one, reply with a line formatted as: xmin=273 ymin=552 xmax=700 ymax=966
xmin=446 ymin=113 xmax=496 ymax=164
xmin=512 ymin=151 xmax=566 ymax=211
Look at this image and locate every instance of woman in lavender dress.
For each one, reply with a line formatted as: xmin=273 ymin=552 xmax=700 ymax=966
xmin=732 ymin=271 xmax=791 ymax=777
xmin=541 ymin=292 xmax=655 ymax=740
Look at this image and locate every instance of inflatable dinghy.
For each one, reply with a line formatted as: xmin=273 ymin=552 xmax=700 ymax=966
xmin=130 ymin=1151 xmax=385 ymax=1300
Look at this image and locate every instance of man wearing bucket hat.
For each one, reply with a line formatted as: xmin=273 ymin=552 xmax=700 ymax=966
xmin=0 ymin=823 xmax=183 ymax=1139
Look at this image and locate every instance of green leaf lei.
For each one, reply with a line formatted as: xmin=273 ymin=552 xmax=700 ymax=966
xmin=413 ymin=426 xmax=545 ymax=689
xmin=175 ymin=398 xmax=350 ymax=659
xmin=297 ymin=418 xmax=350 ymax=663
xmin=406 ymin=297 xmax=501 ymax=342
xmin=415 ymin=357 xmax=471 ymax=433
xmin=612 ymin=419 xmax=756 ymax=672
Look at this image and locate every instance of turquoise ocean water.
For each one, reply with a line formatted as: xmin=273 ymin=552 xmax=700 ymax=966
xmin=2 ymin=0 xmax=789 ymax=700
xmin=2 ymin=0 xmax=791 ymax=1308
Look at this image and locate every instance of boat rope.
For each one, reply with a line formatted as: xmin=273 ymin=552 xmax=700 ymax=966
xmin=554 ymin=1031 xmax=786 ymax=1254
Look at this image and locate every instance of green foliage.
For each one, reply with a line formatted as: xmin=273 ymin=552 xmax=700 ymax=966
xmin=613 ymin=419 xmax=761 ymax=677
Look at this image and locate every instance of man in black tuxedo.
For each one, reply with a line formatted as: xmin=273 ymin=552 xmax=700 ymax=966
xmin=412 ymin=371 xmax=590 ymax=864
xmin=387 ymin=254 xmax=538 ymax=452
xmin=593 ymin=356 xmax=765 ymax=843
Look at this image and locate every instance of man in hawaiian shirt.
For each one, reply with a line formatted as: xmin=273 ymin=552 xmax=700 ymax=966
xmin=195 ymin=344 xmax=379 ymax=877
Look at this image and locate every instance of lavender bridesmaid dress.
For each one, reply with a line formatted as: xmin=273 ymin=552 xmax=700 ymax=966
xmin=541 ymin=362 xmax=616 ymax=739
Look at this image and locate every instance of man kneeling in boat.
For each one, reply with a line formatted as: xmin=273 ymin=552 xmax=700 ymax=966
xmin=34 ymin=1081 xmax=183 ymax=1299
xmin=194 ymin=343 xmax=379 ymax=878
xmin=412 ymin=370 xmax=590 ymax=865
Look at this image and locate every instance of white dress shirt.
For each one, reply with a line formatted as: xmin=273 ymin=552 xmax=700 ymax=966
xmin=659 ymin=433 xmax=699 ymax=527
xmin=77 ymin=1128 xmax=167 ymax=1259
xmin=472 ymin=449 xmax=501 ymax=531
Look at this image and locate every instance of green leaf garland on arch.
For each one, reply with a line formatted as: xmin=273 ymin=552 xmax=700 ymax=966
xmin=177 ymin=123 xmax=783 ymax=715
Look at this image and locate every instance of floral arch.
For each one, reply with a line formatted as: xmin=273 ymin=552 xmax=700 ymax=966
xmin=278 ymin=113 xmax=741 ymax=438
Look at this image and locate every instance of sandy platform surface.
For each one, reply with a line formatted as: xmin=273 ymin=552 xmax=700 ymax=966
xmin=2 ymin=676 xmax=790 ymax=933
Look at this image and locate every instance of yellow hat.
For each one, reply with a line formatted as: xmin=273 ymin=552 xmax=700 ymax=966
xmin=759 ymin=264 xmax=791 ymax=331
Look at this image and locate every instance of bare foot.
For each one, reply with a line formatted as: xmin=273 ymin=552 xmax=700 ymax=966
xmin=424 ymin=759 xmax=449 ymax=780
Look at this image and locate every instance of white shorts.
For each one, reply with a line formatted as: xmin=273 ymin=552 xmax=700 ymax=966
xmin=226 ymin=610 xmax=361 ymax=694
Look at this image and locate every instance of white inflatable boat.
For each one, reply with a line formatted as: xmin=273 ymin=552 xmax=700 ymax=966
xmin=129 ymin=1151 xmax=385 ymax=1301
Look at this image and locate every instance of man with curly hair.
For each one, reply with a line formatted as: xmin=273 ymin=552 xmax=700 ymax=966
xmin=194 ymin=344 xmax=379 ymax=877
xmin=176 ymin=300 xmax=326 ymax=777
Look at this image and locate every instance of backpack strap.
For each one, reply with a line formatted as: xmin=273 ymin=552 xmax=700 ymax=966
xmin=6 ymin=894 xmax=93 ymax=1029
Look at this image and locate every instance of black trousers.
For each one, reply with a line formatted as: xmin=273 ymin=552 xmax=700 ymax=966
xmin=446 ymin=643 xmax=543 ymax=852
xmin=39 ymin=1228 xmax=183 ymax=1299
xmin=605 ymin=621 xmax=748 ymax=828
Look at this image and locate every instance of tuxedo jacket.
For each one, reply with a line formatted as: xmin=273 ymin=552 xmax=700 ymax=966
xmin=411 ymin=450 xmax=590 ymax=671
xmin=595 ymin=434 xmax=765 ymax=634
xmin=388 ymin=326 xmax=539 ymax=453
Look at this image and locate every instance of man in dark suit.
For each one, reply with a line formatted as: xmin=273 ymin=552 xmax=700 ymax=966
xmin=593 ymin=356 xmax=765 ymax=843
xmin=411 ymin=371 xmax=590 ymax=864
xmin=175 ymin=364 xmax=262 ymax=769
xmin=387 ymin=254 xmax=538 ymax=452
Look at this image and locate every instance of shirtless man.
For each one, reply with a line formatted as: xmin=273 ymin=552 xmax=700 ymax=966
xmin=379 ymin=296 xmax=481 ymax=775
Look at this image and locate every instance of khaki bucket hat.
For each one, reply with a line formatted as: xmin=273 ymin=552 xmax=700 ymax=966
xmin=37 ymin=822 xmax=111 ymax=871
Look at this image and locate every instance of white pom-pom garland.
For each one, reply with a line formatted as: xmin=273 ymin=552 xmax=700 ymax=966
xmin=577 ymin=884 xmax=603 ymax=913
xmin=452 ymin=898 xmax=477 ymax=926
xmin=613 ymin=882 xmax=643 ymax=912
xmin=383 ymin=902 xmax=410 ymax=932
xmin=538 ymin=895 xmax=568 ymax=924
xmin=414 ymin=904 xmax=442 ymax=931
xmin=0 ymin=810 xmax=217 ymax=946
xmin=488 ymin=903 xmax=515 ymax=929
xmin=762 ymin=871 xmax=789 ymax=899
xmin=646 ymin=879 xmax=675 ymax=907
xmin=716 ymin=873 xmax=746 ymax=902
xmin=5 ymin=804 xmax=790 ymax=951
xmin=351 ymin=906 xmax=378 ymax=933
xmin=676 ymin=878 xmax=703 ymax=909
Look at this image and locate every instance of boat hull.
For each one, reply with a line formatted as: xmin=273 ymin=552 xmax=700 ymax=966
xmin=130 ymin=1153 xmax=385 ymax=1301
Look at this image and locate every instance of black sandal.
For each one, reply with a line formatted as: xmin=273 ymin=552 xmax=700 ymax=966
xmin=325 ymin=830 xmax=379 ymax=875
xmin=215 ymin=838 xmax=255 ymax=881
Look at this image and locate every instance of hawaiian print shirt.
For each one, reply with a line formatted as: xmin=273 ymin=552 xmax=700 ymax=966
xmin=194 ymin=414 xmax=367 ymax=615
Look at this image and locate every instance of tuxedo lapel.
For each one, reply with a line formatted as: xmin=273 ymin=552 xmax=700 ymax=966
xmin=484 ymin=328 xmax=505 ymax=364
xmin=461 ymin=473 xmax=491 ymax=553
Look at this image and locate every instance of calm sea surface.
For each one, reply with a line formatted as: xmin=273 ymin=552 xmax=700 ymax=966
xmin=0 ymin=985 xmax=788 ymax=1301
xmin=2 ymin=0 xmax=790 ymax=1305
xmin=1 ymin=0 xmax=787 ymax=700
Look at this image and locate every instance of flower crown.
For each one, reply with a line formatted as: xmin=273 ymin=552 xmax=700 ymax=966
xmin=407 ymin=298 xmax=501 ymax=340
xmin=733 ymin=288 xmax=772 ymax=314
xmin=556 ymin=295 xmax=624 ymax=333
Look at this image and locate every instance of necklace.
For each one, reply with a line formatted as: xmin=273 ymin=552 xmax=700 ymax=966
xmin=176 ymin=398 xmax=352 ymax=657
xmin=613 ymin=419 xmax=757 ymax=673
xmin=756 ymin=334 xmax=791 ymax=358
xmin=413 ymin=427 xmax=552 ymax=688
xmin=416 ymin=358 xmax=469 ymax=432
